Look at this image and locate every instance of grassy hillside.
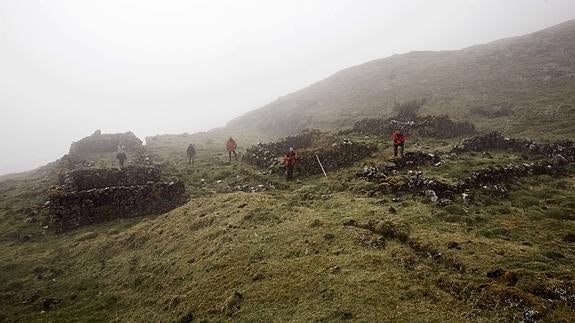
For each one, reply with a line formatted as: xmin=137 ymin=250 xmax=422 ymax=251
xmin=1 ymin=130 xmax=574 ymax=322
xmin=227 ymin=19 xmax=575 ymax=139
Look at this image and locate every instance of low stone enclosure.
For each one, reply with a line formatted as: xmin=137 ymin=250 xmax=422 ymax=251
xmin=351 ymin=114 xmax=476 ymax=139
xmin=69 ymin=129 xmax=143 ymax=154
xmin=243 ymin=130 xmax=376 ymax=177
xmin=358 ymin=132 xmax=574 ymax=204
xmin=48 ymin=166 xmax=188 ymax=231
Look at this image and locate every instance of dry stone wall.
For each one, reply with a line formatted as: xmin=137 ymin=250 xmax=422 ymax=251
xmin=453 ymin=131 xmax=575 ymax=160
xmin=243 ymin=130 xmax=376 ymax=176
xmin=352 ymin=115 xmax=476 ymax=139
xmin=47 ymin=166 xmax=187 ymax=231
xmin=69 ymin=130 xmax=143 ymax=154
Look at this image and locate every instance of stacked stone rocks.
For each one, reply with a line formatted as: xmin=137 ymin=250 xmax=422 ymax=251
xmin=453 ymin=131 xmax=575 ymax=160
xmin=360 ymin=159 xmax=569 ymax=201
xmin=243 ymin=130 xmax=376 ymax=177
xmin=69 ymin=129 xmax=143 ymax=154
xmin=242 ymin=130 xmax=320 ymax=169
xmin=352 ymin=115 xmax=476 ymax=139
xmin=47 ymin=166 xmax=187 ymax=231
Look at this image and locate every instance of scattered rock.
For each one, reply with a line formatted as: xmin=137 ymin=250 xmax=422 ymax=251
xmin=447 ymin=241 xmax=461 ymax=250
xmin=42 ymin=297 xmax=61 ymax=310
xmin=342 ymin=218 xmax=357 ymax=226
xmin=425 ymin=190 xmax=439 ymax=203
xmin=222 ymin=291 xmax=243 ymax=316
xmin=179 ymin=312 xmax=194 ymax=323
xmin=76 ymin=232 xmax=98 ymax=241
xmin=487 ymin=267 xmax=505 ymax=279
xmin=323 ymin=233 xmax=335 ymax=241
xmin=563 ymin=233 xmax=575 ymax=243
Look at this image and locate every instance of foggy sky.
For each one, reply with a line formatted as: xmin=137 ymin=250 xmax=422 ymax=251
xmin=1 ymin=0 xmax=575 ymax=175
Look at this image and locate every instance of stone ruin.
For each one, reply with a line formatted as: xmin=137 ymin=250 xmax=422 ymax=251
xmin=69 ymin=129 xmax=143 ymax=154
xmin=351 ymin=114 xmax=476 ymax=139
xmin=243 ymin=130 xmax=376 ymax=177
xmin=452 ymin=131 xmax=575 ymax=161
xmin=357 ymin=132 xmax=575 ymax=204
xmin=359 ymin=159 xmax=569 ymax=203
xmin=47 ymin=166 xmax=188 ymax=231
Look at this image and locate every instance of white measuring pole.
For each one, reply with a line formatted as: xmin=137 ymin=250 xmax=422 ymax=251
xmin=315 ymin=155 xmax=328 ymax=177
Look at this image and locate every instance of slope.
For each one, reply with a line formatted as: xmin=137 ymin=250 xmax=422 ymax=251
xmin=227 ymin=19 xmax=575 ymax=139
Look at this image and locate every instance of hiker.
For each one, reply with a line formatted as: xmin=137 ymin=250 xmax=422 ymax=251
xmin=283 ymin=147 xmax=297 ymax=181
xmin=186 ymin=143 xmax=196 ymax=165
xmin=226 ymin=137 xmax=238 ymax=162
xmin=116 ymin=144 xmax=127 ymax=168
xmin=391 ymin=129 xmax=406 ymax=158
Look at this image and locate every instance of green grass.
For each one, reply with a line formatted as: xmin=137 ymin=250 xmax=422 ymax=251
xmin=0 ymin=131 xmax=574 ymax=322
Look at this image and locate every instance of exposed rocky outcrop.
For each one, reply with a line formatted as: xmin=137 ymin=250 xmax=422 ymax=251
xmin=69 ymin=129 xmax=143 ymax=154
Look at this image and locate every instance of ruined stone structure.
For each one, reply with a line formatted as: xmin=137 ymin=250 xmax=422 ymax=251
xmin=360 ymin=159 xmax=568 ymax=201
xmin=69 ymin=130 xmax=143 ymax=154
xmin=352 ymin=115 xmax=476 ymax=139
xmin=243 ymin=130 xmax=376 ymax=176
xmin=453 ymin=131 xmax=575 ymax=160
xmin=61 ymin=166 xmax=161 ymax=191
xmin=47 ymin=166 xmax=187 ymax=231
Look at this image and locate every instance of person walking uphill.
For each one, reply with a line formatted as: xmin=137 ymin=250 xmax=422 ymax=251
xmin=186 ymin=143 xmax=196 ymax=166
xmin=226 ymin=137 xmax=238 ymax=162
xmin=116 ymin=144 xmax=127 ymax=168
xmin=391 ymin=130 xmax=406 ymax=158
xmin=283 ymin=147 xmax=297 ymax=181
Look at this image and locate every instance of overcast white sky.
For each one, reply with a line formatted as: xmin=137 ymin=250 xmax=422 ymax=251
xmin=1 ymin=0 xmax=575 ymax=174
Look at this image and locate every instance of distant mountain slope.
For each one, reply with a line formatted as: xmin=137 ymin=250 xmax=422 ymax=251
xmin=227 ymin=19 xmax=575 ymax=139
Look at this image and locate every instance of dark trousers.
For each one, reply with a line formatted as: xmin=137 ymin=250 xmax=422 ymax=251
xmin=228 ymin=150 xmax=237 ymax=161
xmin=393 ymin=143 xmax=404 ymax=157
xmin=117 ymin=153 xmax=126 ymax=168
xmin=188 ymin=155 xmax=195 ymax=165
xmin=286 ymin=165 xmax=294 ymax=181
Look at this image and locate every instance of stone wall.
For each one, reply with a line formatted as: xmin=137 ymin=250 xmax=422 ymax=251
xmin=452 ymin=131 xmax=575 ymax=160
xmin=359 ymin=159 xmax=569 ymax=202
xmin=48 ymin=181 xmax=186 ymax=231
xmin=62 ymin=166 xmax=161 ymax=191
xmin=47 ymin=166 xmax=188 ymax=231
xmin=352 ymin=115 xmax=476 ymax=139
xmin=69 ymin=130 xmax=143 ymax=154
xmin=243 ymin=131 xmax=376 ymax=176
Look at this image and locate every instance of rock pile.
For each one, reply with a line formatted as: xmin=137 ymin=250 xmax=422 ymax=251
xmin=69 ymin=129 xmax=143 ymax=154
xmin=358 ymin=152 xmax=441 ymax=180
xmin=453 ymin=131 xmax=575 ymax=160
xmin=47 ymin=166 xmax=187 ymax=231
xmin=243 ymin=130 xmax=376 ymax=176
xmin=352 ymin=115 xmax=476 ymax=139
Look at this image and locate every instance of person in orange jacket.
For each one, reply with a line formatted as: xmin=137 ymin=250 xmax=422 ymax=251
xmin=391 ymin=129 xmax=406 ymax=157
xmin=226 ymin=137 xmax=238 ymax=162
xmin=283 ymin=147 xmax=297 ymax=181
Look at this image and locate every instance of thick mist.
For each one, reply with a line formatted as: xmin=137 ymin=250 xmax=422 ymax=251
xmin=1 ymin=0 xmax=575 ymax=175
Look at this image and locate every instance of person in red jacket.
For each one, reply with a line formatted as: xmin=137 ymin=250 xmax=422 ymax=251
xmin=283 ymin=147 xmax=297 ymax=181
xmin=226 ymin=137 xmax=238 ymax=162
xmin=391 ymin=130 xmax=406 ymax=157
